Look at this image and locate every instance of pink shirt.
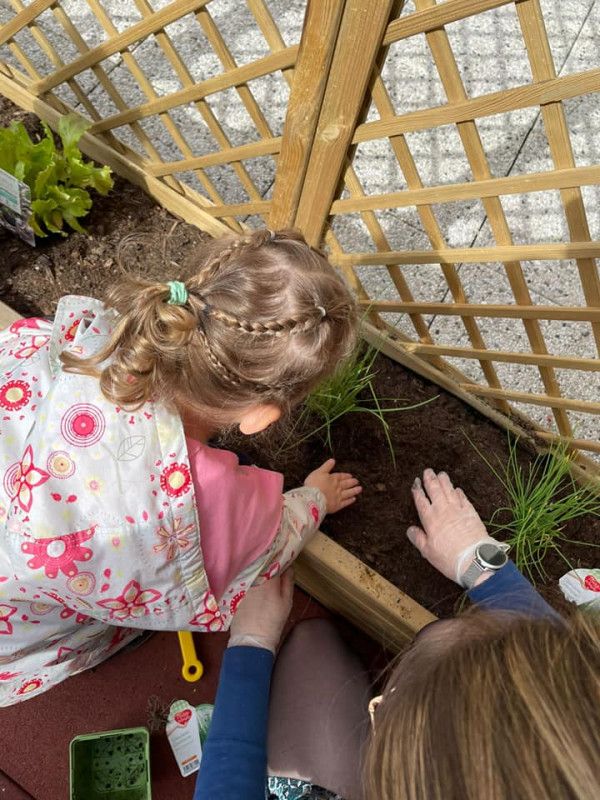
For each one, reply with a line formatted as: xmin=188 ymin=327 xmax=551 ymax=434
xmin=186 ymin=437 xmax=284 ymax=600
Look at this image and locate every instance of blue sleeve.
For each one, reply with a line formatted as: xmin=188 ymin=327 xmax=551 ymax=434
xmin=193 ymin=646 xmax=273 ymax=800
xmin=468 ymin=560 xmax=560 ymax=619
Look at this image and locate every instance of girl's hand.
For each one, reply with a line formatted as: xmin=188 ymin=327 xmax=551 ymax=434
xmin=229 ymin=570 xmax=294 ymax=653
xmin=304 ymin=458 xmax=362 ymax=514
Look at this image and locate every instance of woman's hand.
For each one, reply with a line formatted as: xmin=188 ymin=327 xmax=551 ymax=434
xmin=304 ymin=458 xmax=362 ymax=514
xmin=228 ymin=570 xmax=295 ymax=653
xmin=407 ymin=469 xmax=495 ymax=583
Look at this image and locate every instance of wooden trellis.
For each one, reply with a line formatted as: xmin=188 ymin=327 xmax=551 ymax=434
xmin=1 ymin=0 xmax=600 ymax=471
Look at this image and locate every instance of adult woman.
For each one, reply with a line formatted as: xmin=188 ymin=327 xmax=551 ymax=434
xmin=194 ymin=469 xmax=600 ymax=800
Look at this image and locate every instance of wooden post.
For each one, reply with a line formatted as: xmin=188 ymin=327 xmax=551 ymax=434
xmin=293 ymin=0 xmax=396 ymax=246
xmin=269 ymin=0 xmax=345 ymax=229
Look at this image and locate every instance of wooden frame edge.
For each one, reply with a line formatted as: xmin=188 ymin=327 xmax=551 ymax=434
xmin=296 ymin=532 xmax=436 ymax=651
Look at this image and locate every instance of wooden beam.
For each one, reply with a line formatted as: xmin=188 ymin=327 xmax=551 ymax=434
xmin=0 ymin=0 xmax=56 ymax=47
xmin=359 ymin=300 xmax=600 ymax=321
xmin=353 ymin=68 xmax=600 ymax=142
xmin=269 ymin=0 xmax=345 ymax=229
xmin=330 ymin=164 xmax=600 ymax=214
xmin=383 ymin=0 xmax=515 ymax=44
xmin=339 ymin=240 xmax=600 ymax=265
xmin=296 ymin=532 xmax=436 ymax=649
xmin=403 ymin=342 xmax=600 ymax=372
xmin=294 ymin=0 xmax=396 ymax=245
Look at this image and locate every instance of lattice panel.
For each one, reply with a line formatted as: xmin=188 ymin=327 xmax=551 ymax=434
xmin=318 ymin=0 xmax=600 ymax=459
xmin=0 ymin=0 xmax=304 ymax=231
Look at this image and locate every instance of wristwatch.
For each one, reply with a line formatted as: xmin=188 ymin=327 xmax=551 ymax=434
xmin=460 ymin=542 xmax=510 ymax=589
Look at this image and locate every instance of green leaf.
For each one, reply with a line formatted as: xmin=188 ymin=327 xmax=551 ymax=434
xmin=58 ymin=114 xmax=90 ymax=157
xmin=1 ymin=113 xmax=111 ymax=239
xmin=66 ymin=155 xmax=113 ymax=194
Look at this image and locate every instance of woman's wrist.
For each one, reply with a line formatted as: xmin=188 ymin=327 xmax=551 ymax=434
xmin=227 ymin=633 xmax=277 ymax=654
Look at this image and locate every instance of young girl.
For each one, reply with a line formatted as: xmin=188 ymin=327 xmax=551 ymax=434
xmin=0 ymin=228 xmax=359 ymax=705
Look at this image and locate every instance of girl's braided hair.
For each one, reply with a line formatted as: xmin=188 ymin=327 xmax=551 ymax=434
xmin=61 ymin=228 xmax=357 ymax=420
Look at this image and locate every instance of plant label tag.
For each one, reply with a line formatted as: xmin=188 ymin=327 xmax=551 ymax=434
xmin=0 ymin=167 xmax=35 ymax=246
xmin=166 ymin=700 xmax=203 ymax=777
xmin=0 ymin=168 xmax=20 ymax=213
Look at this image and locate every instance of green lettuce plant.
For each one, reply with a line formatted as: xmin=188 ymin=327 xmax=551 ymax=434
xmin=0 ymin=114 xmax=113 ymax=237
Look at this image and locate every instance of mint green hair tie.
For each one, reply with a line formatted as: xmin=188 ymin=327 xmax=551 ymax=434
xmin=167 ymin=280 xmax=188 ymax=306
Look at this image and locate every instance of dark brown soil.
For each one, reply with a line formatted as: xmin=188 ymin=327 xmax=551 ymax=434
xmin=0 ymin=96 xmax=210 ymax=316
xmin=2 ymin=95 xmax=597 ymax=618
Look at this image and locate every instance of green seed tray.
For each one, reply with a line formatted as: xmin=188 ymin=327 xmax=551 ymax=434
xmin=70 ymin=727 xmax=151 ymax=800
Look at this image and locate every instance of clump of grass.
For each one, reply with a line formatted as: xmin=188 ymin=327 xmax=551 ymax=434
xmin=471 ymin=435 xmax=600 ymax=583
xmin=277 ymin=345 xmax=436 ymax=465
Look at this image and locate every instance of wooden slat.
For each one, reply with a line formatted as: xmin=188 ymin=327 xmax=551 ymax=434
xmin=338 ymin=241 xmax=600 ymax=265
xmin=535 ymin=432 xmax=600 ymax=456
xmin=517 ymin=0 xmax=600 ymax=354
xmin=404 ymin=342 xmax=600 ymax=372
xmin=363 ymin=66 xmax=509 ymax=410
xmin=147 ymin=137 xmax=282 ymax=177
xmin=0 ymin=0 xmax=56 ymax=46
xmin=383 ymin=0 xmax=514 ymax=44
xmin=204 ymin=200 xmax=271 ymax=217
xmin=294 ymin=0 xmax=395 ymax=245
xmin=131 ymin=0 xmax=261 ymax=229
xmin=296 ymin=532 xmax=436 ymax=650
xmin=360 ymin=300 xmax=600 ymax=322
xmin=461 ymin=384 xmax=600 ymax=414
xmin=415 ymin=0 xmax=572 ymax=438
xmin=32 ymin=0 xmax=212 ymax=93
xmin=88 ymin=47 xmax=298 ymax=133
xmin=353 ymin=68 xmax=600 ymax=143
xmin=330 ymin=164 xmax=600 ymax=214
xmin=269 ymin=0 xmax=345 ymax=229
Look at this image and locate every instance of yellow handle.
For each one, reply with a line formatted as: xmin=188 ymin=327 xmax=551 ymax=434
xmin=177 ymin=631 xmax=204 ymax=682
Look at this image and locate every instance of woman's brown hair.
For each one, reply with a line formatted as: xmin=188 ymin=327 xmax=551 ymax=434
xmin=61 ymin=228 xmax=357 ymax=421
xmin=364 ymin=611 xmax=600 ymax=800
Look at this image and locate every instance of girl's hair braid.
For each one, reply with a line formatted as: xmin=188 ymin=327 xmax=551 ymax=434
xmin=62 ymin=227 xmax=357 ymax=421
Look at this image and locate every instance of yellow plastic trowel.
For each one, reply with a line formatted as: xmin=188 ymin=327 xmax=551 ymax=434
xmin=177 ymin=631 xmax=204 ymax=682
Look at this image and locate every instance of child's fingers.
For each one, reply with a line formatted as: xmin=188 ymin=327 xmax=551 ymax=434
xmin=340 ymin=476 xmax=360 ymax=489
xmin=342 ymin=485 xmax=362 ymax=498
xmin=338 ymin=496 xmax=357 ymax=509
xmin=318 ymin=458 xmax=336 ymax=474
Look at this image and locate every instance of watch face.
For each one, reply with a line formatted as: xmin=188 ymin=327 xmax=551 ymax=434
xmin=477 ymin=543 xmax=508 ymax=569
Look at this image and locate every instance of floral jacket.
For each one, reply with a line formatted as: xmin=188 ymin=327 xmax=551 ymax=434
xmin=0 ymin=296 xmax=324 ymax=705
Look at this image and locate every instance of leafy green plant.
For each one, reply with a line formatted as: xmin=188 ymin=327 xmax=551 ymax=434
xmin=471 ymin=435 xmax=600 ymax=582
xmin=277 ymin=345 xmax=436 ymax=465
xmin=0 ymin=114 xmax=113 ymax=237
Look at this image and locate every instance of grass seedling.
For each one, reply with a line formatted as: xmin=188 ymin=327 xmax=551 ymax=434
xmin=470 ymin=435 xmax=600 ymax=583
xmin=277 ymin=345 xmax=436 ymax=466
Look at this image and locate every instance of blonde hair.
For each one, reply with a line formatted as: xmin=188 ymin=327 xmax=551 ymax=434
xmin=62 ymin=228 xmax=357 ymax=420
xmin=364 ymin=611 xmax=600 ymax=800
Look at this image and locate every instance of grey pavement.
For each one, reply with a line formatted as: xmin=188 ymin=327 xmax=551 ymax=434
xmin=0 ymin=0 xmax=599 ymax=446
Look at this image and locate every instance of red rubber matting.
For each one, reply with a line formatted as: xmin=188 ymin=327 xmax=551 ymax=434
xmin=0 ymin=588 xmax=330 ymax=800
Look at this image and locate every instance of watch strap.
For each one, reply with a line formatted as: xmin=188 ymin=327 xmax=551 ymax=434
xmin=461 ymin=559 xmax=488 ymax=590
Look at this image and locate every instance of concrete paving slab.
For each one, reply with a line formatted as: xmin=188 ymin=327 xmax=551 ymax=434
xmin=0 ymin=299 xmax=20 ymax=329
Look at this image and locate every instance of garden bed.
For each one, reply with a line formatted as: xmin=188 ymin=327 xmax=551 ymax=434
xmin=1 ymin=96 xmax=596 ymax=628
